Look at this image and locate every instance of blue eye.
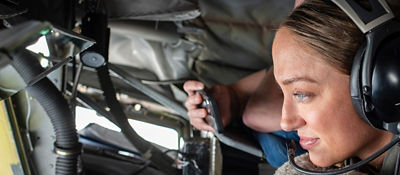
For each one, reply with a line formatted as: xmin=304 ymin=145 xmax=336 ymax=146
xmin=293 ymin=93 xmax=310 ymax=102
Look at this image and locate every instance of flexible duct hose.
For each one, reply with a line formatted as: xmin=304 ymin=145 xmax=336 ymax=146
xmin=11 ymin=50 xmax=79 ymax=175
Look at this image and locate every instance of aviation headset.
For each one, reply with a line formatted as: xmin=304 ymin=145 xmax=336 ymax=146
xmin=287 ymin=0 xmax=400 ymax=174
xmin=347 ymin=0 xmax=400 ymax=134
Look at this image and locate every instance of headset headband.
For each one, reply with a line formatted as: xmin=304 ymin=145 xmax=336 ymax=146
xmin=331 ymin=0 xmax=394 ymax=33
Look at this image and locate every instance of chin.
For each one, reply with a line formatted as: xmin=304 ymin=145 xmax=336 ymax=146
xmin=308 ymin=151 xmax=336 ymax=168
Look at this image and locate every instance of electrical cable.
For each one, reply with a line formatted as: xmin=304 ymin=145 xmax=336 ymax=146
xmin=0 ymin=85 xmax=18 ymax=93
xmin=0 ymin=9 xmax=27 ymax=19
xmin=287 ymin=136 xmax=400 ymax=175
xmin=24 ymin=91 xmax=33 ymax=152
xmin=70 ymin=61 xmax=83 ymax=118
xmin=140 ymin=79 xmax=188 ymax=85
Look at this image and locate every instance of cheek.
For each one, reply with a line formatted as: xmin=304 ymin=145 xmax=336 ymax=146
xmin=301 ymin=87 xmax=358 ymax=137
xmin=303 ymin=96 xmax=371 ymax=166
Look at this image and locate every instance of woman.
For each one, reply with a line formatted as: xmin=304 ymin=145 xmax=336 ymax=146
xmin=183 ymin=0 xmax=308 ymax=168
xmin=272 ymin=0 xmax=400 ymax=174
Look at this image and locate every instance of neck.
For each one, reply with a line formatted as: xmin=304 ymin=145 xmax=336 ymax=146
xmin=358 ymin=130 xmax=394 ymax=169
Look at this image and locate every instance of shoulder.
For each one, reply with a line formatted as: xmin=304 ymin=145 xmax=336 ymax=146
xmin=274 ymin=154 xmax=310 ymax=175
xmin=380 ymin=142 xmax=400 ymax=175
xmin=274 ymin=153 xmax=367 ymax=175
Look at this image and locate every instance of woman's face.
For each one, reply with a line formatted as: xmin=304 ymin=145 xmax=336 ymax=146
xmin=272 ymin=28 xmax=390 ymax=167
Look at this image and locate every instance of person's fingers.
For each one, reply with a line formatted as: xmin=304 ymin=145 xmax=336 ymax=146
xmin=184 ymin=81 xmax=218 ymax=133
xmin=188 ymin=108 xmax=216 ymax=132
xmin=183 ymin=80 xmax=205 ymax=95
xmin=184 ymin=94 xmax=203 ymax=110
xmin=187 ymin=108 xmax=207 ymax=119
xmin=190 ymin=118 xmax=216 ymax=132
xmin=201 ymin=125 xmax=216 ymax=133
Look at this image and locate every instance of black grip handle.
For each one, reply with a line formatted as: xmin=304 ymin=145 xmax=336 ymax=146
xmin=196 ymin=90 xmax=224 ymax=133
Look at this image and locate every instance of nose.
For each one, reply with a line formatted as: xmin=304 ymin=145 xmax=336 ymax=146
xmin=280 ymin=98 xmax=305 ymax=131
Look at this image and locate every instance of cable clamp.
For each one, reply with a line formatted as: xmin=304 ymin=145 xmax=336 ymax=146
xmin=53 ymin=142 xmax=82 ymax=157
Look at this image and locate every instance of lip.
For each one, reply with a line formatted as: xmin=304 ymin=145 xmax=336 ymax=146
xmin=299 ymin=137 xmax=320 ymax=150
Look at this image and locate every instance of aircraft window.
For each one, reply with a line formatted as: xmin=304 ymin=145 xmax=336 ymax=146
xmin=75 ymin=106 xmax=120 ymax=132
xmin=75 ymin=106 xmax=182 ymax=150
xmin=128 ymin=119 xmax=183 ymax=150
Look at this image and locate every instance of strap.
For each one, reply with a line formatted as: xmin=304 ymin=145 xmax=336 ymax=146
xmin=96 ymin=64 xmax=177 ymax=174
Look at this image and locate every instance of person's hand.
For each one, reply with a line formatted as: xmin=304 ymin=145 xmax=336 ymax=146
xmin=183 ymin=80 xmax=233 ymax=132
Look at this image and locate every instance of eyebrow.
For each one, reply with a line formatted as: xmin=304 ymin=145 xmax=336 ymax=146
xmin=282 ymin=77 xmax=318 ymax=85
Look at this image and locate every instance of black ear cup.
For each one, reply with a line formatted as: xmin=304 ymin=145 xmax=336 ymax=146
xmin=371 ymin=34 xmax=400 ymax=123
xmin=350 ymin=20 xmax=400 ymax=132
xmin=350 ymin=42 xmax=383 ymax=129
